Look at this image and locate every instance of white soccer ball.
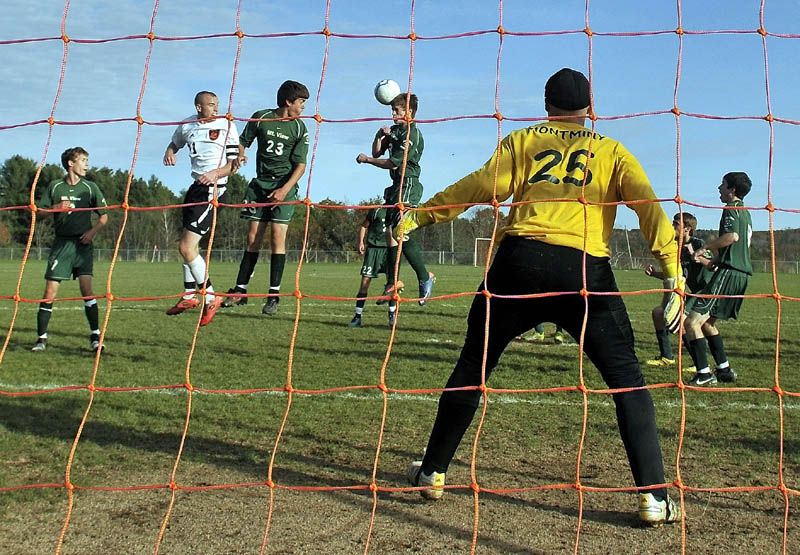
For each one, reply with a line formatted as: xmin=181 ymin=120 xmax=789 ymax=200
xmin=374 ymin=79 xmax=401 ymax=105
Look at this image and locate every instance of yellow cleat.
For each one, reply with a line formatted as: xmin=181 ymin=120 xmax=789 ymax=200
xmin=646 ymin=356 xmax=675 ymax=367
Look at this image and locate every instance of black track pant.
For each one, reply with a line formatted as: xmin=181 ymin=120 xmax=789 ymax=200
xmin=421 ymin=236 xmax=667 ymax=498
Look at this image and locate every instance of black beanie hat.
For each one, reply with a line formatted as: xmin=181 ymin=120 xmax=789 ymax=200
xmin=545 ymin=68 xmax=590 ymax=110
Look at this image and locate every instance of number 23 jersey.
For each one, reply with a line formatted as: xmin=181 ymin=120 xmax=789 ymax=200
xmin=423 ymin=120 xmax=676 ymax=267
xmin=240 ymin=109 xmax=309 ymax=182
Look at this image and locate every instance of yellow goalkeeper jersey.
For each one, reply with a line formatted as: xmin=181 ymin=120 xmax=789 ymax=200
xmin=421 ymin=120 xmax=679 ymax=277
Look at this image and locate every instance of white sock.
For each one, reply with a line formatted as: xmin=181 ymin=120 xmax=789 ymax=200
xmin=182 ymin=264 xmax=196 ymax=299
xmin=187 ymin=256 xmax=207 ymax=288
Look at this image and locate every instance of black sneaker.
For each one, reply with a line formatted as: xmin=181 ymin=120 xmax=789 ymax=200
xmin=221 ymin=287 xmax=248 ymax=308
xmin=89 ymin=333 xmax=105 ymax=353
xmin=688 ymin=371 xmax=717 ymax=386
xmin=348 ymin=314 xmax=362 ymax=327
xmin=262 ymin=296 xmax=279 ymax=315
xmin=715 ymin=367 xmax=737 ymax=383
xmin=388 ymin=311 xmax=396 ymax=327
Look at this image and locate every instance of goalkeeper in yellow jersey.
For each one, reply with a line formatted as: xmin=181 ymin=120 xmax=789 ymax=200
xmin=401 ymin=68 xmax=682 ymax=526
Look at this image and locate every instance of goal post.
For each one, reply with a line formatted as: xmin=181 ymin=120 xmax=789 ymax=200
xmin=473 ymin=237 xmax=493 ymax=267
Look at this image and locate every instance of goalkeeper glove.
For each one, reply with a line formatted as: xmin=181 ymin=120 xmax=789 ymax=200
xmin=662 ymin=275 xmax=686 ymax=334
xmin=392 ymin=210 xmax=421 ymax=242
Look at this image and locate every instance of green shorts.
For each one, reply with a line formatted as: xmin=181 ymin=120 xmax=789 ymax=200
xmin=45 ymin=236 xmax=93 ymax=281
xmin=360 ymin=246 xmax=388 ymax=278
xmin=685 ymin=266 xmax=749 ymax=321
xmin=240 ymin=178 xmax=298 ymax=224
xmin=384 ymin=178 xmax=423 ymax=226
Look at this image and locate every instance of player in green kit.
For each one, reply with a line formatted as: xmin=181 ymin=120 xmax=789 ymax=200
xmin=644 ymin=212 xmax=713 ymax=368
xmin=348 ymin=207 xmax=401 ymax=327
xmin=356 ymin=92 xmax=435 ymax=307
xmin=685 ymin=173 xmax=753 ymax=386
xmin=32 ymin=147 xmax=108 ymax=353
xmin=221 ymin=80 xmax=310 ymax=315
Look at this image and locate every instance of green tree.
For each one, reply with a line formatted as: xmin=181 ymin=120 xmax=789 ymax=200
xmin=0 ymin=155 xmax=62 ymax=247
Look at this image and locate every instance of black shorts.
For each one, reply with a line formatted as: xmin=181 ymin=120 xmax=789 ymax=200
xmin=182 ymin=182 xmax=226 ymax=236
xmin=454 ymin=236 xmax=644 ymax=391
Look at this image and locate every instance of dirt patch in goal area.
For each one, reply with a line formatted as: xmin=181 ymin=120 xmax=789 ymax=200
xmin=2 ymin=448 xmax=790 ymax=554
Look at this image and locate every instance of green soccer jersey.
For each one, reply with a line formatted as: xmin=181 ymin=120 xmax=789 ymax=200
xmin=240 ymin=109 xmax=309 ymax=181
xmin=41 ymin=178 xmax=108 ymax=237
xmin=682 ymin=236 xmax=714 ymax=293
xmin=388 ymin=122 xmax=423 ymax=183
xmin=717 ymin=200 xmax=753 ymax=275
xmin=365 ymin=208 xmax=387 ymax=248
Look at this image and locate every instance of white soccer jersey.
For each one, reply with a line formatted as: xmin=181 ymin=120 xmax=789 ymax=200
xmin=171 ymin=115 xmax=240 ymax=185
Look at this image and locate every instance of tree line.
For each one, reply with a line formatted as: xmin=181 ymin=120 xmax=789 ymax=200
xmin=0 ymin=155 xmax=502 ymax=255
xmin=1 ymin=155 xmax=797 ymax=261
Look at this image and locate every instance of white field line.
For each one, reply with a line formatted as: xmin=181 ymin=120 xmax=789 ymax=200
xmin=1 ymin=381 xmax=798 ymax=411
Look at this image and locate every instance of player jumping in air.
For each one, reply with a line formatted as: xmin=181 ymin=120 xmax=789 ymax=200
xmin=395 ymin=68 xmax=682 ymax=525
xmin=356 ymin=92 xmax=435 ymax=309
xmin=221 ymin=80 xmax=310 ymax=316
xmin=684 ymin=173 xmax=753 ymax=386
xmin=644 ymin=212 xmax=713 ymax=369
xmin=32 ymin=147 xmax=108 ymax=353
xmin=163 ymin=91 xmax=240 ymax=326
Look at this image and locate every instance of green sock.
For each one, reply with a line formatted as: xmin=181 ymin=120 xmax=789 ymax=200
xmin=387 ymin=246 xmax=400 ymax=284
xmin=401 ymin=237 xmax=429 ymax=283
xmin=37 ymin=302 xmax=53 ymax=337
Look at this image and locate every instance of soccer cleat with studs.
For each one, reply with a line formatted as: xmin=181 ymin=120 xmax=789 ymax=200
xmin=646 ymin=356 xmax=676 ymax=367
xmin=166 ymin=297 xmax=200 ymax=315
xmin=687 ymin=371 xmax=717 ymax=386
xmin=554 ymin=330 xmax=565 ymax=344
xmin=418 ymin=273 xmax=435 ymax=306
xmin=31 ymin=339 xmax=47 ymax=352
xmin=199 ymin=296 xmax=223 ymax=326
xmin=348 ymin=314 xmax=362 ymax=327
xmin=639 ymin=493 xmax=682 ymax=526
xmin=376 ymin=281 xmax=404 ymax=306
xmin=89 ymin=333 xmax=105 ymax=353
xmin=262 ymin=296 xmax=279 ymax=316
xmin=407 ymin=461 xmax=446 ymax=500
xmin=715 ymin=367 xmax=737 ymax=383
xmin=388 ymin=311 xmax=396 ymax=328
xmin=221 ymin=287 xmax=248 ymax=308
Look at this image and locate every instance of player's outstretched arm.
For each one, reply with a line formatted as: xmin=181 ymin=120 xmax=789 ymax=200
xmin=356 ymin=153 xmax=396 ymax=170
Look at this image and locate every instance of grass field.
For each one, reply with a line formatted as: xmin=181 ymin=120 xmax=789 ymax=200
xmin=1 ymin=259 xmax=800 ymax=554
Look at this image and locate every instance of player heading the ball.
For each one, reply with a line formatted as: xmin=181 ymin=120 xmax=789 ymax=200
xmin=163 ymin=90 xmax=240 ymax=326
xmin=399 ymin=67 xmax=682 ymax=526
xmin=356 ymin=90 xmax=434 ymax=312
xmin=222 ymin=80 xmax=310 ymax=316
xmin=32 ymin=147 xmax=109 ymax=353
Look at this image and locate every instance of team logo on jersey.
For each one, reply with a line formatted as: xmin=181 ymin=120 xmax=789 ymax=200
xmin=209 ymin=129 xmax=220 ymax=141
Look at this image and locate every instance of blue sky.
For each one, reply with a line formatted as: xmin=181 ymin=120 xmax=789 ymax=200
xmin=2 ymin=0 xmax=800 ymax=231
